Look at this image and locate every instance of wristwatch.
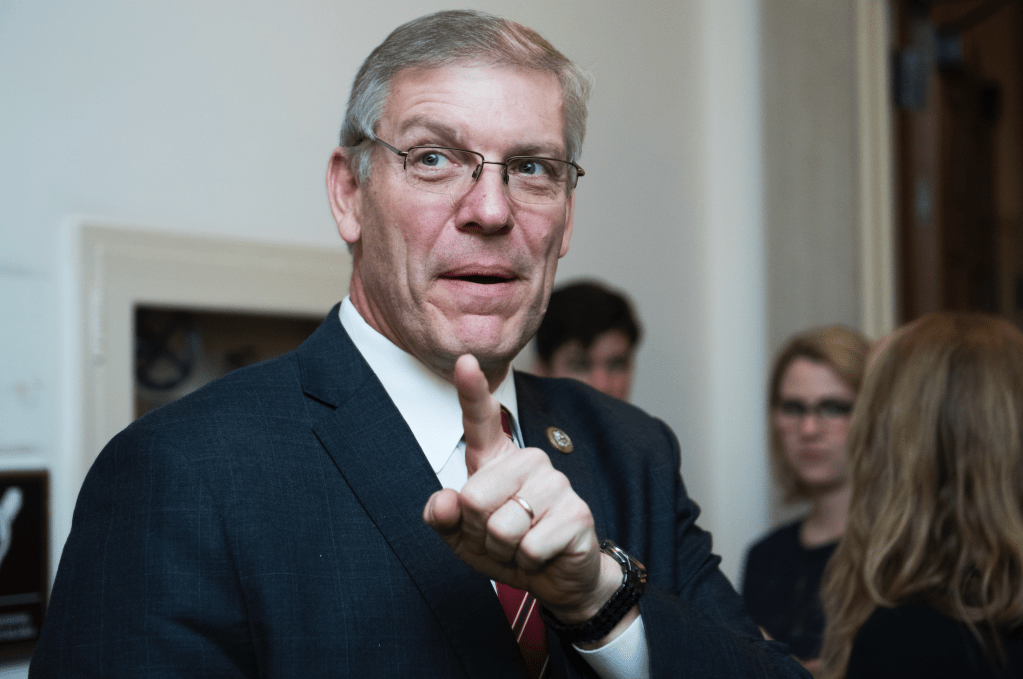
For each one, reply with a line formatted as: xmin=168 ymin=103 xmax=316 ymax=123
xmin=539 ymin=539 xmax=647 ymax=644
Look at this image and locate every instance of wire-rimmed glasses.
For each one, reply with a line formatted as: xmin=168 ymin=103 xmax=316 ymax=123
xmin=372 ymin=138 xmax=584 ymax=205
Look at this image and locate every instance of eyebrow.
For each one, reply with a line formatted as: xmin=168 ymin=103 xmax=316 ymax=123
xmin=393 ymin=116 xmax=566 ymax=159
xmin=509 ymin=142 xmax=566 ymax=159
xmin=395 ymin=116 xmax=465 ymax=147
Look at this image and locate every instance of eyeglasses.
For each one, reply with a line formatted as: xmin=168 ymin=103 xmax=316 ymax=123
xmin=775 ymin=399 xmax=854 ymax=423
xmin=371 ymin=138 xmax=584 ymax=205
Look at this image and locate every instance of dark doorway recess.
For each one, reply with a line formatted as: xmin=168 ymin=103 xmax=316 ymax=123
xmin=893 ymin=0 xmax=1023 ymax=324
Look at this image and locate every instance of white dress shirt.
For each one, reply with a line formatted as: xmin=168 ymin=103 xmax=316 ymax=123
xmin=339 ymin=296 xmax=649 ymax=679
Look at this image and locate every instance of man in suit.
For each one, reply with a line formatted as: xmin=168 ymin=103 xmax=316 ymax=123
xmin=32 ymin=10 xmax=808 ymax=678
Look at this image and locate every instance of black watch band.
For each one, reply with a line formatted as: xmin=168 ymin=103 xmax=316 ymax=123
xmin=539 ymin=539 xmax=647 ymax=645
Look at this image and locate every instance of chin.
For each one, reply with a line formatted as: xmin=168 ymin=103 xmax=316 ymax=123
xmin=802 ymin=478 xmax=847 ymax=495
xmin=458 ymin=339 xmax=523 ymax=367
xmin=447 ymin=318 xmax=529 ymax=359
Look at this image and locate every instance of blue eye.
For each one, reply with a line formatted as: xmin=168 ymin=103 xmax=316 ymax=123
xmin=410 ymin=149 xmax=452 ymax=168
xmin=510 ymin=158 xmax=554 ymax=177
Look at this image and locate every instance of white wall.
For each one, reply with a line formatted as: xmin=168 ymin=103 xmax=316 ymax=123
xmin=763 ymin=2 xmax=863 ymax=353
xmin=0 ymin=1 xmax=868 ymax=673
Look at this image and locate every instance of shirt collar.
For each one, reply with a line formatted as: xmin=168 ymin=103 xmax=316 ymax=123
xmin=339 ymin=296 xmax=520 ymax=472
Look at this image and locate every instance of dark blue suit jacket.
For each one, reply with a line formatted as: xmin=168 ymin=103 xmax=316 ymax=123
xmin=32 ymin=307 xmax=807 ymax=678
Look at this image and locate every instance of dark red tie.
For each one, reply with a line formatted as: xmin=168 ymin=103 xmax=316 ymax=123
xmin=495 ymin=408 xmax=550 ymax=679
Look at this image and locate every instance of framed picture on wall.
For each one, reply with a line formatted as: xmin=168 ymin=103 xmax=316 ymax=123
xmin=0 ymin=470 xmax=48 ymax=660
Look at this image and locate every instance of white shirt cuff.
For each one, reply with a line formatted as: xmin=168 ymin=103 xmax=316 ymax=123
xmin=572 ymin=614 xmax=650 ymax=679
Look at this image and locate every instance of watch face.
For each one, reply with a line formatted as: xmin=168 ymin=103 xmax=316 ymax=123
xmin=600 ymin=539 xmax=647 ymax=575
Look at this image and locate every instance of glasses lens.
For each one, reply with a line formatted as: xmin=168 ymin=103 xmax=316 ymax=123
xmin=778 ymin=400 xmax=808 ymax=419
xmin=777 ymin=399 xmax=854 ymax=423
xmin=404 ymin=147 xmax=481 ymax=195
xmin=817 ymin=400 xmax=854 ymax=419
xmin=400 ymin=147 xmax=579 ymax=205
xmin=506 ymin=157 xmax=576 ymax=205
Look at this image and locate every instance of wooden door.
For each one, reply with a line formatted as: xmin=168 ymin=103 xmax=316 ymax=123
xmin=893 ymin=0 xmax=1023 ymax=323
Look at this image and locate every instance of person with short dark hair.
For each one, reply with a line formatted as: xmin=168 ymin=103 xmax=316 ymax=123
xmin=534 ymin=281 xmax=641 ymax=401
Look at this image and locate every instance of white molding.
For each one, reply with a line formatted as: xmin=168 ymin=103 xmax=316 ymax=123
xmin=857 ymin=0 xmax=897 ymax=338
xmin=73 ymin=223 xmax=348 ymax=492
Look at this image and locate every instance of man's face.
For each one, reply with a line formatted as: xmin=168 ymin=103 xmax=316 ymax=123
xmin=329 ymin=65 xmax=574 ymax=385
xmin=539 ymin=330 xmax=635 ymax=401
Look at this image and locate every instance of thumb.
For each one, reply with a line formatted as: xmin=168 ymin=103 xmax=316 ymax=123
xmin=423 ymin=488 xmax=462 ymax=540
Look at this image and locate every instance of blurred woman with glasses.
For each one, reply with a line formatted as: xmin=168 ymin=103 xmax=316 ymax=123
xmin=742 ymin=325 xmax=871 ymax=676
xmin=819 ymin=312 xmax=1023 ymax=679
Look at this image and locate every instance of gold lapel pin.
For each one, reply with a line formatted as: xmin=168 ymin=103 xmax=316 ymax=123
xmin=546 ymin=427 xmax=573 ymax=454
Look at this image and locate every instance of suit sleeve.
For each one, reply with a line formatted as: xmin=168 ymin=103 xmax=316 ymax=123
xmin=637 ymin=420 xmax=810 ymax=678
xmin=30 ymin=425 xmax=256 ymax=678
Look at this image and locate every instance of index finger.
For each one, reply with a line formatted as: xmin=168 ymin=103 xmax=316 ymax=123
xmin=454 ymin=354 xmax=506 ymax=475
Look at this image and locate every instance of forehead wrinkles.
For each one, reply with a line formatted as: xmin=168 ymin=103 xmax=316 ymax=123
xmin=381 ymin=67 xmax=566 ymax=155
xmin=393 ymin=115 xmax=467 ymax=147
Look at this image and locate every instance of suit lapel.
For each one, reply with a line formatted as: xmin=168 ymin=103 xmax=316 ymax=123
xmin=297 ymin=310 xmax=527 ymax=678
xmin=514 ymin=372 xmax=608 ymax=538
xmin=516 ymin=371 xmax=611 ymax=679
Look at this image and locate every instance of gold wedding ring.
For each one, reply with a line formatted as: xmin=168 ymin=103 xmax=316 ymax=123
xmin=511 ymin=495 xmax=535 ymax=523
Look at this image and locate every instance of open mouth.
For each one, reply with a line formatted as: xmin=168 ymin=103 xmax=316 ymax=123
xmin=441 ymin=266 xmax=516 ymax=285
xmin=459 ymin=275 xmax=510 ymax=284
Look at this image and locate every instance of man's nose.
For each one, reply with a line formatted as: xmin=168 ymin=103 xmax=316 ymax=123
xmin=461 ymin=163 xmax=512 ymax=232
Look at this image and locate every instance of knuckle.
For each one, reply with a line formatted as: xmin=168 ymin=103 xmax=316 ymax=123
xmin=562 ymin=495 xmax=594 ymax=528
xmin=459 ymin=483 xmax=489 ymax=513
xmin=542 ymin=469 xmax=570 ymax=495
xmin=486 ymin=514 xmax=517 ymax=544
xmin=515 ymin=539 xmax=544 ymax=569
xmin=523 ymin=446 xmax=552 ymax=468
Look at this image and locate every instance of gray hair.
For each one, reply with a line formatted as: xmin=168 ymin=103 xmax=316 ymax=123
xmin=340 ymin=10 xmax=592 ymax=182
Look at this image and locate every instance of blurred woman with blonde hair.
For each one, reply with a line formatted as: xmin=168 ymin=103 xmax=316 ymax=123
xmin=742 ymin=325 xmax=871 ymax=674
xmin=820 ymin=312 xmax=1023 ymax=678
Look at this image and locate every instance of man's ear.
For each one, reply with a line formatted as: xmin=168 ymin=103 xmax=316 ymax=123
xmin=326 ymin=147 xmax=363 ymax=245
xmin=558 ymin=191 xmax=575 ymax=258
